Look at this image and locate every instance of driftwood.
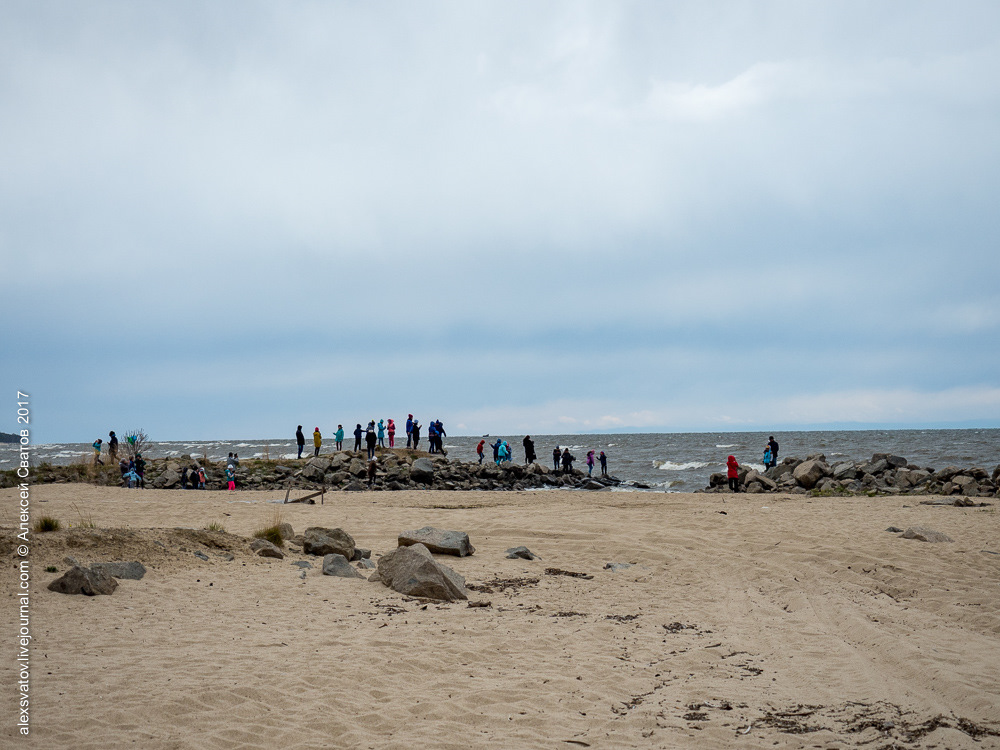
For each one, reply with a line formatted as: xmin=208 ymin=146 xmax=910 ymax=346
xmin=284 ymin=486 xmax=325 ymax=505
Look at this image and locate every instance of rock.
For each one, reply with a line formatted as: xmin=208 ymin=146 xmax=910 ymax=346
xmin=350 ymin=547 xmax=372 ymax=561
xmin=250 ymin=538 xmax=285 ymax=558
xmin=859 ymin=459 xmax=889 ymax=476
xmin=278 ymin=523 xmax=295 ymax=540
xmin=159 ymin=469 xmax=181 ymax=489
xmin=792 ymin=459 xmax=831 ymax=490
xmin=933 ymin=466 xmax=961 ymax=482
xmin=302 ymin=527 xmax=356 ymax=558
xmin=399 ymin=526 xmax=475 ymax=557
xmin=356 ymin=558 xmax=376 ymax=570
xmin=581 ymin=479 xmax=605 ymax=490
xmin=603 ymin=562 xmax=634 ymax=572
xmin=901 ymin=526 xmax=953 ymax=543
xmin=885 ymin=526 xmax=904 ymax=533
xmin=306 ymin=456 xmax=331 ymax=472
xmin=832 ymin=462 xmax=858 ymax=481
xmin=322 ymin=554 xmax=365 ymax=579
xmin=194 ymin=551 xmax=210 ymax=561
xmin=505 ymin=546 xmax=539 ymax=560
xmin=62 ymin=555 xmax=79 ymax=566
xmin=89 ymin=561 xmax=146 ymax=580
xmin=48 ymin=565 xmax=118 ymax=595
xmin=348 ymin=459 xmax=367 ymax=477
xmin=372 ymin=543 xmax=468 ymax=601
xmin=291 ymin=560 xmax=313 ymax=568
xmin=274 ymin=465 xmax=293 ymax=475
xmin=744 ymin=470 xmax=777 ymax=491
xmin=301 ymin=463 xmax=326 ymax=482
xmin=410 ymin=457 xmax=436 ymax=483
xmin=805 ymin=453 xmax=827 ymax=463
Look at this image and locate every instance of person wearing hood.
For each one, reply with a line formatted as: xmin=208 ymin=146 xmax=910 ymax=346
xmin=377 ymin=419 xmax=386 ymax=448
xmin=500 ymin=441 xmax=511 ymax=463
xmin=492 ymin=438 xmax=502 ymax=465
xmin=335 ymin=424 xmax=344 ymax=450
xmin=523 ymin=435 xmax=536 ymax=464
xmin=411 ymin=420 xmax=421 ymax=449
xmin=313 ymin=427 xmax=322 ymax=457
xmin=586 ymin=450 xmax=596 ymax=476
xmin=553 ymin=446 xmax=561 ymax=471
xmin=353 ymin=424 xmax=363 ymax=451
xmin=427 ymin=420 xmax=438 ymax=454
xmin=476 ymin=439 xmax=486 ymax=464
xmin=599 ymin=451 xmax=608 ymax=477
xmin=387 ymin=418 xmax=396 ymax=448
xmin=767 ymin=436 xmax=779 ymax=469
xmin=108 ymin=431 xmax=119 ymax=461
xmin=406 ymin=414 xmax=414 ymax=448
xmin=296 ymin=425 xmax=305 ymax=459
xmin=727 ymin=455 xmax=741 ymax=492
xmin=561 ymin=448 xmax=575 ymax=474
xmin=365 ymin=421 xmax=378 ymax=460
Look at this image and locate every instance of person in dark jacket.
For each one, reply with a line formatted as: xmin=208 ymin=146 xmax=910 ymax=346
xmin=427 ymin=421 xmax=438 ymax=453
xmin=561 ymin=448 xmax=575 ymax=474
xmin=553 ymin=446 xmax=561 ymax=471
xmin=411 ymin=420 xmax=421 ymax=449
xmin=353 ymin=424 xmax=363 ymax=452
xmin=365 ymin=421 xmax=377 ymax=460
xmin=180 ymin=466 xmax=190 ymax=490
xmin=296 ymin=426 xmax=305 ymax=459
xmin=727 ymin=455 xmax=740 ymax=492
xmin=523 ymin=436 xmax=536 ymax=464
xmin=599 ymin=451 xmax=608 ymax=477
xmin=435 ymin=420 xmax=446 ymax=454
xmin=108 ymin=431 xmax=119 ymax=461
xmin=767 ymin=436 xmax=779 ymax=469
xmin=406 ymin=415 xmax=414 ymax=448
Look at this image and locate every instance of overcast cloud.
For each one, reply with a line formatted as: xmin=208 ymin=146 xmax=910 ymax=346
xmin=3 ymin=1 xmax=999 ymax=442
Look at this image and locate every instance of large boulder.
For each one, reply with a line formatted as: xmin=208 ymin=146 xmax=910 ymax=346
xmin=301 ymin=463 xmax=326 ymax=482
xmin=302 ymin=527 xmax=356 ymax=558
xmin=901 ymin=526 xmax=953 ymax=543
xmin=410 ymin=458 xmax=436 ymax=484
xmin=743 ymin=470 xmax=777 ymax=491
xmin=372 ymin=543 xmax=468 ymax=601
xmin=322 ymin=554 xmax=365 ymax=579
xmin=158 ymin=469 xmax=181 ymax=489
xmin=250 ymin=538 xmax=285 ymax=558
xmin=398 ymin=526 xmax=475 ymax=556
xmin=348 ymin=459 xmax=367 ymax=478
xmin=48 ymin=565 xmax=118 ymax=595
xmin=832 ymin=462 xmax=858 ymax=481
xmin=792 ymin=459 xmax=831 ymax=490
xmin=89 ymin=561 xmax=146 ymax=580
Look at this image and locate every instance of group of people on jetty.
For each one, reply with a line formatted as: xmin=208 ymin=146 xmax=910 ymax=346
xmin=726 ymin=435 xmax=780 ymax=491
xmin=474 ymin=437 xmax=609 ymax=477
xmin=296 ymin=415 xmax=449 ymax=461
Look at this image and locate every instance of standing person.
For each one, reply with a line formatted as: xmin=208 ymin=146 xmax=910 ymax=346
xmin=727 ymin=455 xmax=740 ymax=492
xmin=353 ymin=424 xmax=363 ymax=451
xmin=227 ymin=452 xmax=236 ymax=469
xmin=522 ymin=435 xmax=536 ymax=464
xmin=492 ymin=438 xmax=502 ymax=465
xmin=427 ymin=421 xmax=438 ymax=453
xmin=411 ymin=420 xmax=421 ymax=449
xmin=181 ymin=467 xmax=190 ymax=490
xmin=387 ymin=419 xmax=396 ymax=448
xmin=335 ymin=425 xmax=344 ymax=451
xmin=476 ymin=439 xmax=486 ymax=464
xmin=767 ymin=436 xmax=779 ymax=469
xmin=366 ymin=457 xmax=377 ymax=488
xmin=561 ymin=448 xmax=575 ymax=474
xmin=586 ymin=450 xmax=596 ymax=476
xmin=553 ymin=446 xmax=561 ymax=471
xmin=296 ymin=426 xmax=305 ymax=459
xmin=436 ymin=420 xmax=446 ymax=454
xmin=377 ymin=419 xmax=386 ymax=448
xmin=365 ymin=421 xmax=377 ymax=460
xmin=599 ymin=451 xmax=608 ymax=477
xmin=108 ymin=431 xmax=119 ymax=461
xmin=233 ymin=453 xmax=240 ymax=467
xmin=197 ymin=466 xmax=207 ymax=489
xmin=135 ymin=454 xmax=146 ymax=488
xmin=118 ymin=457 xmax=129 ymax=483
xmin=763 ymin=444 xmax=772 ymax=471
xmin=92 ymin=438 xmax=103 ymax=465
xmin=406 ymin=414 xmax=414 ymax=448
xmin=225 ymin=464 xmax=236 ymax=491
xmin=312 ymin=427 xmax=322 ymax=457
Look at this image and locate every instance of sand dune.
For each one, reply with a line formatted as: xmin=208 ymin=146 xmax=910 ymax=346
xmin=2 ymin=484 xmax=999 ymax=749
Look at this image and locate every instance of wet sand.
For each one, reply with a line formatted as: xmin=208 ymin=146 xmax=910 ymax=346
xmin=1 ymin=484 xmax=999 ymax=749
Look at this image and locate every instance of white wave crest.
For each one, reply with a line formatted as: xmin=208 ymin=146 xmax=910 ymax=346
xmin=655 ymin=460 xmax=710 ymax=471
xmin=716 ymin=444 xmax=738 ymax=448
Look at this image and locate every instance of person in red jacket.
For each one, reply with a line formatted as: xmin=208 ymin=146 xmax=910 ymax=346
xmin=387 ymin=419 xmax=396 ymax=448
xmin=476 ymin=440 xmax=486 ymax=464
xmin=727 ymin=455 xmax=740 ymax=492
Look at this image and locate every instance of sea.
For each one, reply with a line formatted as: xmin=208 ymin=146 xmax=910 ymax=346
xmin=3 ymin=429 xmax=997 ymax=492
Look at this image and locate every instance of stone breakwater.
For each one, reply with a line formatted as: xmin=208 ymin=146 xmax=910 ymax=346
xmin=1 ymin=449 xmax=622 ymax=493
xmin=703 ymin=452 xmax=1000 ymax=500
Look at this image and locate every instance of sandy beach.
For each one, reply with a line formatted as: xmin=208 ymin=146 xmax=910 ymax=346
xmin=2 ymin=484 xmax=999 ymax=749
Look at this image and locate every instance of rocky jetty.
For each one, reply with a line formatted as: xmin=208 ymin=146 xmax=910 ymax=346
xmin=3 ymin=449 xmax=623 ymax=493
xmin=704 ymin=453 xmax=999 ymax=499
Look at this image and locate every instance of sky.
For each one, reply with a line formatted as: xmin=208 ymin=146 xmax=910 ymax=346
xmin=3 ymin=1 xmax=999 ymax=443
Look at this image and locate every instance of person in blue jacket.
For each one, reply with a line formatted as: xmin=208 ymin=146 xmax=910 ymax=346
xmin=335 ymin=425 xmax=344 ymax=451
xmin=353 ymin=424 xmax=363 ymax=452
xmin=377 ymin=420 xmax=386 ymax=448
xmin=406 ymin=415 xmax=414 ymax=448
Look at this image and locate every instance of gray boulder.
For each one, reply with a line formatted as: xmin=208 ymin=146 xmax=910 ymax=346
xmin=89 ymin=561 xmax=146 ymax=580
xmin=322 ymin=553 xmax=365 ymax=579
xmin=410 ymin=457 xmax=436 ymax=483
xmin=278 ymin=522 xmax=295 ymax=540
xmin=792 ymin=459 xmax=831 ymax=490
xmin=372 ymin=543 xmax=468 ymax=601
xmin=399 ymin=526 xmax=475 ymax=556
xmin=505 ymin=546 xmax=539 ymax=560
xmin=48 ymin=565 xmax=118 ymax=595
xmin=901 ymin=526 xmax=953 ymax=543
xmin=832 ymin=462 xmax=858 ymax=481
xmin=356 ymin=558 xmax=376 ymax=570
xmin=250 ymin=538 xmax=285 ymax=558
xmin=348 ymin=459 xmax=367 ymax=477
xmin=350 ymin=547 xmax=372 ymax=561
xmin=159 ymin=469 xmax=181 ymax=489
xmin=301 ymin=463 xmax=326 ymax=482
xmin=302 ymin=527 xmax=356 ymax=559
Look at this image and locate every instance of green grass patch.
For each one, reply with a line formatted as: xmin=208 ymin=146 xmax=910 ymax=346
xmin=205 ymin=521 xmax=226 ymax=532
xmin=33 ymin=516 xmax=61 ymax=532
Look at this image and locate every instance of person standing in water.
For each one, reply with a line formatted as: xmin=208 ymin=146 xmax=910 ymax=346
xmin=296 ymin=426 xmax=305 ymax=459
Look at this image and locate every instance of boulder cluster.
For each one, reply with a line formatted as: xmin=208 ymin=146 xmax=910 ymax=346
xmin=9 ymin=449 xmax=622 ymax=493
xmin=705 ymin=453 xmax=999 ymax=499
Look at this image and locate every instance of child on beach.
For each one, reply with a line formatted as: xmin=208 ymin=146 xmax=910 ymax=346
xmin=367 ymin=458 xmax=377 ymax=488
xmin=197 ymin=467 xmax=206 ymax=489
xmin=92 ymin=439 xmax=103 ymax=465
xmin=225 ymin=465 xmax=236 ymax=491
xmin=124 ymin=468 xmax=139 ymax=489
xmin=476 ymin=440 xmax=486 ymax=464
xmin=763 ymin=445 xmax=772 ymax=470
